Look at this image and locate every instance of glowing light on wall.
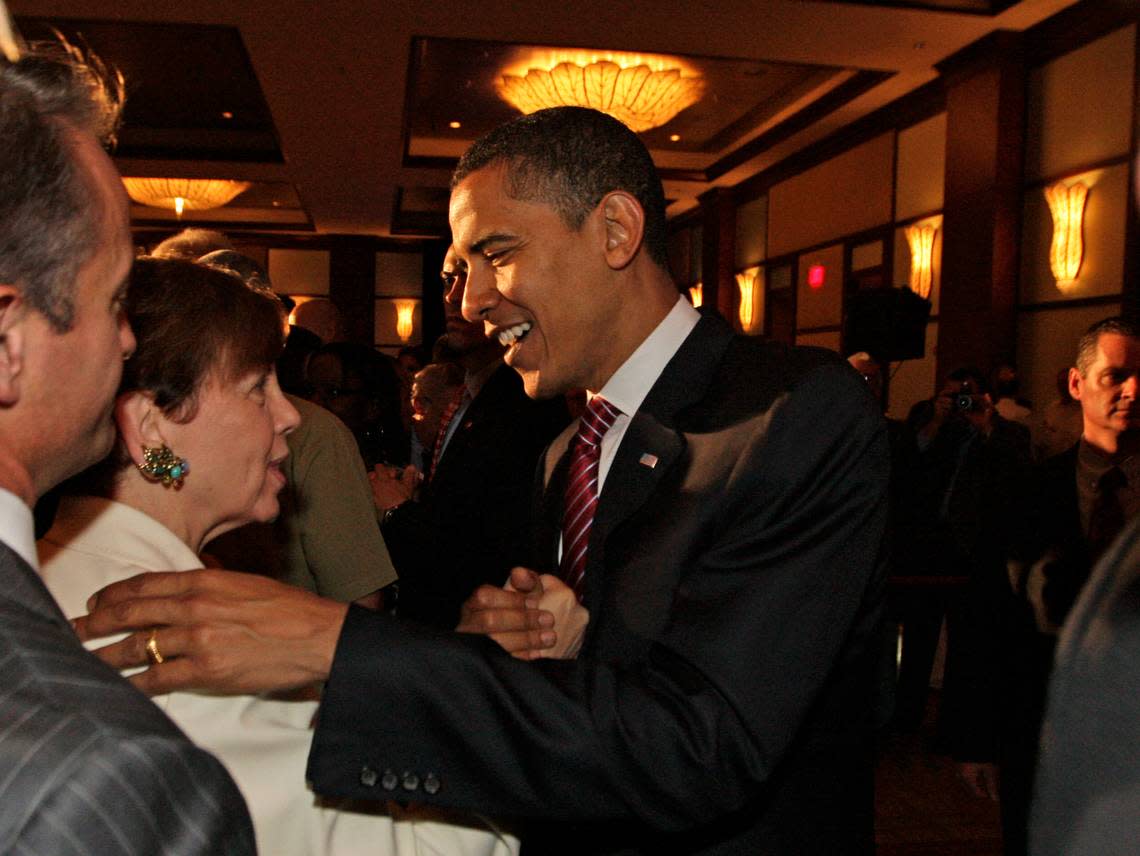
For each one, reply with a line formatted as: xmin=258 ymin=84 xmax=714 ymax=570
xmin=122 ymin=178 xmax=251 ymax=218
xmin=497 ymin=49 xmax=704 ymax=132
xmin=395 ymin=300 xmax=417 ymax=342
xmin=807 ymin=264 xmax=826 ymax=291
xmin=735 ymin=267 xmax=762 ymax=333
xmin=394 ymin=300 xmax=417 ymax=341
xmin=1044 ymin=181 xmax=1088 ymax=290
xmin=688 ymin=282 xmax=703 ymax=308
xmin=904 ymin=223 xmax=938 ymax=299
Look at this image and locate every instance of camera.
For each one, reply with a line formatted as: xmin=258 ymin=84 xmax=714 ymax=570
xmin=953 ymin=381 xmax=983 ymax=413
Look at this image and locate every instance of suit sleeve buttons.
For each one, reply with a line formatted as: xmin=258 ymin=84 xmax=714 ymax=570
xmin=381 ymin=769 xmax=399 ymax=791
xmin=423 ymin=773 xmax=441 ymax=795
xmin=401 ymin=771 xmax=420 ymax=791
xmin=359 ymin=766 xmax=378 ymax=787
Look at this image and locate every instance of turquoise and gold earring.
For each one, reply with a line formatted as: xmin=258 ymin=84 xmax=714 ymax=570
xmin=138 ymin=444 xmax=189 ymax=488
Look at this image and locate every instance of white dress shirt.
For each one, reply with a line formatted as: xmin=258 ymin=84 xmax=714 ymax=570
xmin=0 ymin=486 xmax=37 ymax=571
xmin=556 ymin=297 xmax=699 ymax=563
xmin=593 ymin=295 xmax=700 ymax=491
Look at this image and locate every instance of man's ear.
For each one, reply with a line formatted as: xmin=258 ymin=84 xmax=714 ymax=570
xmin=0 ymin=285 xmax=27 ymax=406
xmin=115 ymin=390 xmax=163 ymax=467
xmin=1068 ymin=366 xmax=1083 ymax=402
xmin=600 ymin=191 xmax=645 ymax=271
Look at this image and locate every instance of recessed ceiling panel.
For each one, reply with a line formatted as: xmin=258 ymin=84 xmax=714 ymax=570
xmin=16 ymin=17 xmax=282 ymax=162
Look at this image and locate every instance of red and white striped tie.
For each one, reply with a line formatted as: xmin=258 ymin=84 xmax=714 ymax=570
xmin=559 ymin=395 xmax=622 ymax=600
xmin=429 ymin=386 xmax=468 ymax=481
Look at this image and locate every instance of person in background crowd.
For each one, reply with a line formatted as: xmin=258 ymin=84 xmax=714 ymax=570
xmin=891 ymin=367 xmax=1031 ymax=736
xmin=307 ymin=340 xmax=409 ymax=469
xmin=991 ymin=363 xmax=1033 ymax=429
xmin=151 ymin=226 xmax=234 ymax=261
xmin=954 ymin=316 xmax=1140 ymax=856
xmin=372 ymin=245 xmax=568 ymax=628
xmin=408 ymin=360 xmax=466 ymax=455
xmin=293 ymin=296 xmax=344 ymax=344
xmin=1036 ymin=367 xmax=1084 ymax=460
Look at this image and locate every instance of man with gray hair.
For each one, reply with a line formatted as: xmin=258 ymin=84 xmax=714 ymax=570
xmin=0 ymin=21 xmax=254 ymax=854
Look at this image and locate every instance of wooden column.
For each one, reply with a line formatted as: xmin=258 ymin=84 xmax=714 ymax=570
xmin=328 ymin=237 xmax=377 ymax=346
xmin=699 ymin=187 xmax=736 ymax=324
xmin=935 ymin=32 xmax=1026 ymax=379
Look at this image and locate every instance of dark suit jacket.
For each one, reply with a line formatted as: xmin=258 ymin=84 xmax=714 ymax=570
xmin=309 ymin=316 xmax=889 ymax=855
xmin=385 ymin=362 xmax=568 ymax=628
xmin=1031 ymin=515 xmax=1140 ymax=856
xmin=951 ymin=446 xmax=1082 ymax=765
xmin=0 ymin=541 xmax=255 ymax=855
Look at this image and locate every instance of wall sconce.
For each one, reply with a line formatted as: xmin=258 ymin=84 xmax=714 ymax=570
xmin=735 ymin=267 xmax=762 ymax=333
xmin=688 ymin=282 xmax=703 ymax=308
xmin=1044 ymin=181 xmax=1088 ymax=290
xmin=905 ymin=223 xmax=938 ymax=299
xmin=394 ymin=299 xmax=417 ymax=342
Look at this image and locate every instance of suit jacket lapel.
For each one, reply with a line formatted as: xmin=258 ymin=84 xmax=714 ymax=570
xmin=0 ymin=541 xmax=71 ymax=629
xmin=431 ymin=363 xmax=507 ymax=487
xmin=539 ymin=314 xmax=736 ymax=601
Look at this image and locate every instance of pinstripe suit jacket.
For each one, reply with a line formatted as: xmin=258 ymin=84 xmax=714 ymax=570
xmin=0 ymin=540 xmax=256 ymax=855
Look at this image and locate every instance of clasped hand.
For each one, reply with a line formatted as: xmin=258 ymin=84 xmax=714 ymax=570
xmin=457 ymin=567 xmax=588 ymax=660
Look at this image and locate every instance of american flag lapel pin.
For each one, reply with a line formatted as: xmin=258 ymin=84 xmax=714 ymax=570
xmin=638 ymin=452 xmax=658 ymax=469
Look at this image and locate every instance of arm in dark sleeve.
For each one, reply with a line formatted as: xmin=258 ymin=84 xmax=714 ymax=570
xmin=309 ymin=365 xmax=887 ymax=829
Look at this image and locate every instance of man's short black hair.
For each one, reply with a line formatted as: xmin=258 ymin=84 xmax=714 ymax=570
xmin=452 ymin=106 xmax=669 ymax=268
xmin=1076 ymin=316 xmax=1140 ymax=375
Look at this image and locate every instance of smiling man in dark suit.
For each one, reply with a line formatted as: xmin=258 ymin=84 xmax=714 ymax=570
xmin=82 ymin=106 xmax=889 ymax=855
xmin=0 ymin=26 xmax=254 ymax=854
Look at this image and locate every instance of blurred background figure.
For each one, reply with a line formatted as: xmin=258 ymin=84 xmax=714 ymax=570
xmin=150 ymin=226 xmax=234 ymax=260
xmin=373 ymin=246 xmax=568 ymax=628
xmin=1036 ymin=367 xmax=1084 ymax=461
xmin=409 ymin=361 xmax=465 ymax=455
xmin=293 ymin=297 xmax=344 ymax=344
xmin=306 ymin=341 xmax=409 ymax=469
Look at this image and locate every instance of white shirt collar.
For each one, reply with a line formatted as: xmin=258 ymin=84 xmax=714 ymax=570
xmin=0 ymin=486 xmax=38 ymax=571
xmin=595 ymin=295 xmax=700 ymax=416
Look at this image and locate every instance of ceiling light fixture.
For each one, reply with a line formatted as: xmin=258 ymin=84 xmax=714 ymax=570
xmin=122 ymin=178 xmax=251 ymax=218
xmin=497 ymin=49 xmax=704 ymax=132
xmin=448 ymin=120 xmax=462 ymax=129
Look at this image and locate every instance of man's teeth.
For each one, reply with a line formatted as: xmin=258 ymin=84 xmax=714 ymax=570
xmin=498 ymin=322 xmax=532 ymax=346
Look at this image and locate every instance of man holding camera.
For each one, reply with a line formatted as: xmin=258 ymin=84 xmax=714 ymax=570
xmin=890 ymin=367 xmax=1031 ymax=736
